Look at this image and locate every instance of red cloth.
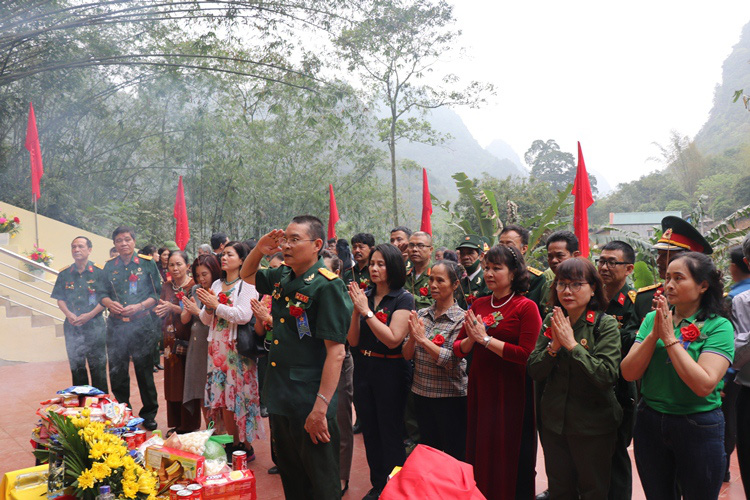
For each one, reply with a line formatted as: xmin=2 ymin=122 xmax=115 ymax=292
xmin=327 ymin=184 xmax=339 ymax=240
xmin=420 ymin=168 xmax=432 ymax=235
xmin=380 ymin=444 xmax=486 ymax=500
xmin=173 ymin=176 xmax=190 ymax=251
xmin=572 ymin=141 xmax=594 ymax=257
xmin=25 ymin=102 xmax=44 ymax=200
xmin=452 ymin=294 xmax=542 ymax=499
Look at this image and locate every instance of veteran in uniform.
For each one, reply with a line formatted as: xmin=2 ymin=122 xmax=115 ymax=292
xmin=631 ymin=216 xmax=713 ymax=326
xmin=101 ymin=226 xmax=162 ymax=430
xmin=52 ymin=236 xmax=109 ymax=392
xmin=405 ymin=231 xmax=434 ymax=311
xmin=455 ymin=234 xmax=489 ymax=309
xmin=240 ymin=215 xmax=353 ymax=500
xmin=597 ymin=240 xmax=639 ymax=500
xmin=343 ymin=232 xmax=374 ymax=289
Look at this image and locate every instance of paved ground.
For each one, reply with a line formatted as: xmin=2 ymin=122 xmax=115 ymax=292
xmin=1 ymin=359 xmax=745 ymax=499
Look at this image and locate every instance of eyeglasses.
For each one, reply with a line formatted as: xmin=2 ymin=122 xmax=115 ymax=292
xmin=595 ymin=258 xmax=630 ymax=268
xmin=407 ymin=243 xmax=431 ymax=250
xmin=279 ymin=237 xmax=315 ymax=247
xmin=555 ymin=281 xmax=589 ymax=293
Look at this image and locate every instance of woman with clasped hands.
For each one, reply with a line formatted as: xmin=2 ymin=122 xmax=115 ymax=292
xmin=347 ymin=243 xmax=414 ymax=500
xmin=621 ymin=252 xmax=734 ymax=500
xmin=528 ymin=257 xmax=621 ymax=500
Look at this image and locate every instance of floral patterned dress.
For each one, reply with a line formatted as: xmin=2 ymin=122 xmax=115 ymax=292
xmin=200 ymin=279 xmax=263 ymax=443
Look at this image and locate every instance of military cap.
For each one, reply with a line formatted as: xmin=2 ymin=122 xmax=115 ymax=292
xmin=653 ymin=216 xmax=712 ymax=255
xmin=456 ymin=234 xmax=486 ymax=252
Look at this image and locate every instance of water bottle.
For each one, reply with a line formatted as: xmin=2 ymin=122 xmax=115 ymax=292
xmin=96 ymin=485 xmax=115 ymax=500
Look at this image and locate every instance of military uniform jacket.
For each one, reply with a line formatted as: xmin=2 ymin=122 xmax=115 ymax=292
xmin=102 ymin=254 xmax=161 ymax=315
xmin=457 ymin=261 xmax=489 ymax=310
xmin=406 ymin=265 xmax=434 ymax=311
xmin=632 ymin=283 xmax=663 ymax=327
xmin=255 ymin=258 xmax=353 ymax=419
xmin=51 ymin=261 xmax=107 ymax=323
xmin=528 ymin=311 xmax=623 ymax=436
xmin=606 ymin=283 xmax=638 ymax=356
xmin=525 ymin=266 xmax=548 ymax=318
xmin=343 ymin=264 xmax=370 ymax=290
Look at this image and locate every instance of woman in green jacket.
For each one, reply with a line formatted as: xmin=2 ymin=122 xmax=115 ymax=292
xmin=528 ymin=257 xmax=622 ymax=499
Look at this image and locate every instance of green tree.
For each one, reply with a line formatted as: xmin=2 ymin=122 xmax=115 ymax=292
xmin=524 ymin=139 xmax=597 ymax=194
xmin=333 ymin=0 xmax=493 ymax=225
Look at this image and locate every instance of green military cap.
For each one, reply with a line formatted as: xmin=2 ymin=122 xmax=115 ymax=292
xmin=163 ymin=241 xmax=180 ymax=252
xmin=653 ymin=216 xmax=712 ymax=255
xmin=456 ymin=234 xmax=485 ymax=251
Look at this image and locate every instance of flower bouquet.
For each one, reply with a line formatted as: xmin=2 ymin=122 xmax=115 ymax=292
xmin=34 ymin=410 xmax=157 ymax=499
xmin=25 ymin=245 xmax=53 ymax=270
xmin=0 ymin=212 xmax=21 ymax=236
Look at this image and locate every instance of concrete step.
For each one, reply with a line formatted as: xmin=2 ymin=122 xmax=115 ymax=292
xmin=0 ymin=296 xmax=67 ymax=361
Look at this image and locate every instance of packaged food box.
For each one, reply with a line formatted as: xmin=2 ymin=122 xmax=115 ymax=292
xmin=145 ymin=445 xmax=206 ymax=488
xmin=197 ymin=470 xmax=256 ymax=499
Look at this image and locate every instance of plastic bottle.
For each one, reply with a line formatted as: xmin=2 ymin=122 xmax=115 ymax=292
xmin=96 ymin=485 xmax=115 ymax=500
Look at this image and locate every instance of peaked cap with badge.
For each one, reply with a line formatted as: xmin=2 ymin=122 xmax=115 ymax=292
xmin=653 ymin=216 xmax=712 ymax=255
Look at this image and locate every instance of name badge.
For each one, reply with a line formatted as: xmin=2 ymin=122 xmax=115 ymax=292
xmin=297 ymin=312 xmax=311 ymax=339
xmin=129 ymin=280 xmax=137 ymax=295
xmin=89 ymin=292 xmax=96 ymax=306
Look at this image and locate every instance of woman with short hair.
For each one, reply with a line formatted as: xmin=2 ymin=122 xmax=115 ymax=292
xmin=621 ymin=252 xmax=734 ymax=499
xmin=528 ymin=257 xmax=622 ymax=499
xmin=347 ymin=243 xmax=414 ymax=499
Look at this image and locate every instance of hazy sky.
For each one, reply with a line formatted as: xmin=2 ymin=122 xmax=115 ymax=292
xmin=448 ymin=2 xmax=750 ymax=191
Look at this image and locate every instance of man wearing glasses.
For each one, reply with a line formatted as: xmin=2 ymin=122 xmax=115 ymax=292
xmin=405 ymin=231 xmax=434 ymax=311
xmin=597 ymin=240 xmax=637 ymax=500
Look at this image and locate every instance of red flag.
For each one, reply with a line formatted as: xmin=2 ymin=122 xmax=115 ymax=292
xmin=420 ymin=168 xmax=432 ymax=235
xmin=327 ymin=184 xmax=339 ymax=240
xmin=572 ymin=142 xmax=594 ymax=257
xmin=173 ymin=176 xmax=190 ymax=251
xmin=25 ymin=102 xmax=44 ymax=200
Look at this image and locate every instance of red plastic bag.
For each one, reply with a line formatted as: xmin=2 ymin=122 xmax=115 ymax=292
xmin=380 ymin=445 xmax=486 ymax=500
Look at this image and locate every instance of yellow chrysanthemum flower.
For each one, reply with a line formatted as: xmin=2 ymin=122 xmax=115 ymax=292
xmin=81 ymin=408 xmax=91 ymax=418
xmin=105 ymin=454 xmax=123 ymax=469
xmin=77 ymin=469 xmax=96 ymax=490
xmin=137 ymin=470 xmax=157 ymax=494
xmin=90 ymin=462 xmax=111 ymax=480
xmin=123 ymin=469 xmax=136 ymax=482
xmin=122 ymin=480 xmax=139 ymax=499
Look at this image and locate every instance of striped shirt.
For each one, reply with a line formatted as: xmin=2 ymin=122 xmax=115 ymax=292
xmin=410 ymin=303 xmax=468 ymax=398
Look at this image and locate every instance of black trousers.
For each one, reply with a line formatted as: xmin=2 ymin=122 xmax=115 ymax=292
xmin=63 ymin=316 xmax=108 ymax=393
xmin=353 ymin=354 xmax=410 ymax=491
xmin=270 ymin=413 xmax=341 ymax=500
xmin=413 ymin=393 xmax=466 ymax=461
xmin=107 ymin=315 xmax=159 ymax=421
xmin=735 ymin=386 xmax=750 ymax=493
xmin=721 ymin=379 xmax=739 ymax=477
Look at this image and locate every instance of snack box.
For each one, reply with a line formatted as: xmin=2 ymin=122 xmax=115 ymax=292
xmin=197 ymin=470 xmax=256 ymax=499
xmin=145 ymin=445 xmax=205 ymax=488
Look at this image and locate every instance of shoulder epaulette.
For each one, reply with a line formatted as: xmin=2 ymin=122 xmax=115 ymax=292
xmin=106 ymin=255 xmax=117 ymax=262
xmin=137 ymin=253 xmax=153 ymax=260
xmin=724 ymin=291 xmax=729 ymax=298
xmin=59 ymin=264 xmax=73 ymax=272
xmin=527 ymin=266 xmax=543 ymax=277
xmin=318 ymin=268 xmax=338 ymax=280
xmin=628 ymin=290 xmax=637 ymax=304
xmin=637 ymin=283 xmax=662 ymax=294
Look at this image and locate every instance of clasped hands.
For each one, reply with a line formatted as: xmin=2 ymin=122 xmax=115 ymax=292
xmin=547 ymin=307 xmax=578 ymax=352
xmin=651 ymin=294 xmax=676 ymax=345
xmin=347 ymin=282 xmax=370 ymax=316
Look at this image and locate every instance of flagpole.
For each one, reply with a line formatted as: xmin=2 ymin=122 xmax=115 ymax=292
xmin=33 ymin=196 xmax=39 ymax=247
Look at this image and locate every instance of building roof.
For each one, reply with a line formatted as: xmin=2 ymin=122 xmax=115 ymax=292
xmin=610 ymin=211 xmax=682 ymax=225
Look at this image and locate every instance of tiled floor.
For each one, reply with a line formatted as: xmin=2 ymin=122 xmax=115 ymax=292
xmin=1 ymin=359 xmax=746 ymax=499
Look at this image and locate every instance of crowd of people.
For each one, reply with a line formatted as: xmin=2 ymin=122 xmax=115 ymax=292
xmin=50 ymin=214 xmax=750 ymax=500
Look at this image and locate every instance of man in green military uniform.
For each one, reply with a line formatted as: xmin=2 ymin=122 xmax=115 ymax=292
xmin=597 ymin=240 xmax=638 ymax=500
xmin=405 ymin=231 xmax=434 ymax=310
xmin=631 ymin=216 xmax=713 ymax=326
xmin=240 ymin=215 xmax=352 ymax=500
xmin=499 ymin=224 xmax=547 ymax=315
xmin=343 ymin=232 xmax=374 ymax=289
xmin=455 ymin=234 xmax=489 ymax=309
xmin=101 ymin=226 xmax=161 ymax=430
xmin=52 ymin=236 xmax=109 ymax=392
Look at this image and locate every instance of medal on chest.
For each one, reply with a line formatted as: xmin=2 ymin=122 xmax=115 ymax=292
xmin=128 ymin=272 xmax=138 ymax=295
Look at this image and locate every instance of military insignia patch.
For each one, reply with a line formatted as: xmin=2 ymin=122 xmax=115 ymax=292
xmin=617 ymin=293 xmax=625 ymax=306
xmin=586 ymin=311 xmax=595 ymax=323
xmin=304 ymin=274 xmax=315 ymax=283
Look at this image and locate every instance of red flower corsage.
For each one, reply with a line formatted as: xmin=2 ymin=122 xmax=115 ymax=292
xmin=176 ymin=292 xmax=185 ymax=301
xmin=543 ymin=327 xmax=552 ymax=339
xmin=680 ymin=323 xmax=700 ymax=342
xmin=432 ymin=334 xmax=445 ymax=346
xmin=289 ymin=305 xmax=304 ymax=318
xmin=359 ymin=282 xmax=368 ymax=289
xmin=483 ymin=315 xmax=495 ymax=326
xmin=419 ymin=287 xmax=429 ymax=296
xmin=375 ymin=311 xmax=388 ymax=323
xmin=218 ymin=292 xmax=229 ymax=304
xmin=465 ymin=294 xmax=475 ymax=305
xmin=128 ymin=273 xmax=138 ymax=282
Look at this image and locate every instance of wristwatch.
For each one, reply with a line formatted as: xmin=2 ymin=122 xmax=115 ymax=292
xmin=365 ymin=310 xmax=374 ymax=319
xmin=482 ymin=335 xmax=491 ymax=347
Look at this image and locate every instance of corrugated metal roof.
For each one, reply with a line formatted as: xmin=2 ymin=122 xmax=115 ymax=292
xmin=611 ymin=211 xmax=682 ymax=225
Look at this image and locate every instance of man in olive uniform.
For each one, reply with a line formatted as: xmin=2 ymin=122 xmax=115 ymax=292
xmin=455 ymin=234 xmax=489 ymax=309
xmin=52 ymin=236 xmax=109 ymax=392
xmin=405 ymin=231 xmax=434 ymax=310
xmin=343 ymin=233 xmax=374 ymax=289
xmin=101 ymin=226 xmax=161 ymax=430
xmin=240 ymin=215 xmax=352 ymax=500
xmin=631 ymin=216 xmax=713 ymax=326
xmin=499 ymin=224 xmax=547 ymax=316
xmin=597 ymin=240 xmax=638 ymax=500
